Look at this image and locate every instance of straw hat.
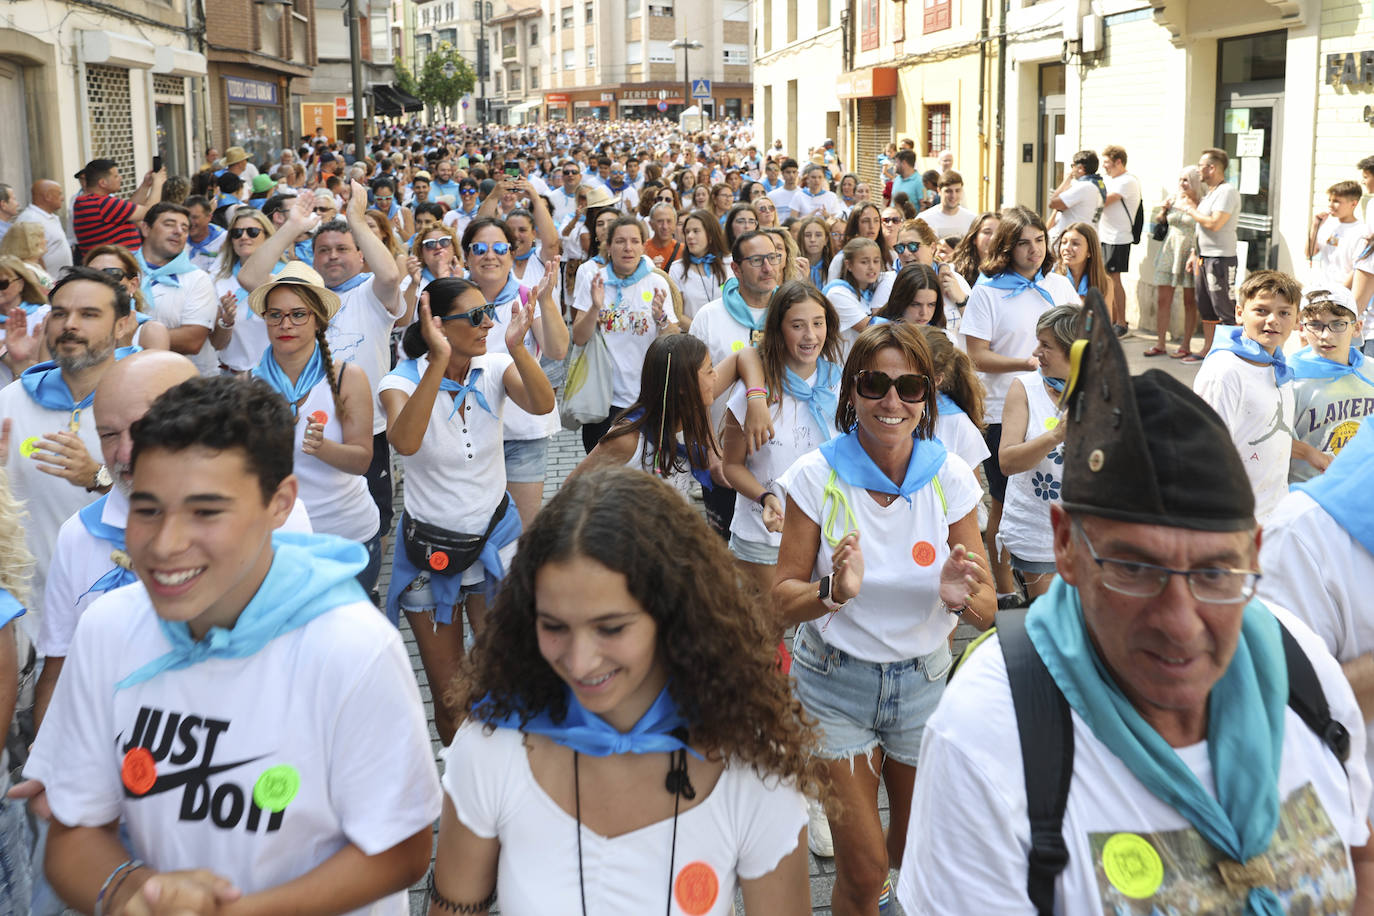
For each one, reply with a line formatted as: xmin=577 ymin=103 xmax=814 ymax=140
xmin=223 ymin=146 xmax=250 ymax=167
xmin=582 ymin=184 xmax=621 ymax=209
xmin=246 ymin=261 xmax=341 ymax=321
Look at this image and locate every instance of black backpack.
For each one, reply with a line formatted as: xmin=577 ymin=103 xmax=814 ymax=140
xmin=995 ymin=608 xmax=1351 ymax=915
xmin=1122 ymin=196 xmax=1145 ymax=245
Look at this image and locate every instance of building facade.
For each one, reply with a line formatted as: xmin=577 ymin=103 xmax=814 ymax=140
xmin=752 ymin=0 xmax=843 ymax=164
xmin=414 ymin=0 xmax=487 ymax=125
xmin=486 ymin=0 xmax=544 ymax=123
xmin=307 ymin=0 xmax=395 ymax=143
xmin=540 ymin=0 xmax=753 ymax=122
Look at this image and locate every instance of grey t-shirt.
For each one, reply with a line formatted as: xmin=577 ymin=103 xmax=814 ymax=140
xmin=1196 ymin=181 xmax=1241 ymax=258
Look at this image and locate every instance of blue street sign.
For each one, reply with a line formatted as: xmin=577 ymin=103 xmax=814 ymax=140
xmin=657 ymin=100 xmax=669 ymax=112
xmin=690 ymin=79 xmax=712 ymax=99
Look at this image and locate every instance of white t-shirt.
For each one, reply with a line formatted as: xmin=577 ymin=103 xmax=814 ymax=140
xmin=25 ymin=583 xmax=443 ymax=915
xmin=1191 ymin=350 xmax=1295 ymax=525
xmin=898 ymin=602 xmax=1370 ymax=916
xmin=934 ymin=407 xmax=989 ymax=472
xmin=690 ymin=295 xmax=765 ymax=431
xmin=782 ymin=447 xmax=981 ymax=662
xmin=213 ymin=272 xmax=271 ymax=373
xmin=0 ymin=377 xmax=102 ymax=644
xmin=997 ymin=374 xmax=1064 ymax=564
xmin=550 ymin=186 xmax=580 ymax=226
xmin=960 ymin=273 xmax=1082 ymax=423
xmin=1196 ymin=182 xmax=1241 ymax=258
xmin=916 ymin=205 xmax=977 ymax=241
xmin=726 ymin=375 xmax=837 ymax=546
xmin=484 ymin=284 xmax=560 ymax=441
xmin=767 ymin=185 xmax=801 ymax=222
xmin=1310 ymin=218 xmax=1366 ymax=290
xmin=825 ymin=274 xmax=895 ymax=355
xmin=443 ymin=723 xmax=807 ymax=916
xmin=1098 ymin=173 xmax=1142 ymax=246
xmin=327 ymin=274 xmax=405 ymax=435
xmin=572 ymin=262 xmax=675 ymax=408
xmin=146 ymin=266 xmax=219 ymax=376
xmin=668 ymin=260 xmax=729 ymax=320
xmin=185 ymin=226 xmax=228 ymax=273
xmin=1051 ymin=180 xmax=1105 ymax=242
xmin=13 ymin=204 xmax=73 ymax=275
xmin=291 ymin=378 xmax=380 ymax=542
xmin=789 ymin=189 xmax=842 ymax=220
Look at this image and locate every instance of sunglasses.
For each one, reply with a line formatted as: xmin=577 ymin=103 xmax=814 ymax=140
xmin=892 ymin=242 xmax=921 ymax=255
xmin=441 ymin=303 xmax=497 ymax=326
xmin=97 ymin=267 xmax=129 ymax=282
xmin=313 ymin=206 xmax=336 ymax=214
xmin=0 ymin=277 xmax=16 ymax=291
xmin=459 ymin=187 xmax=478 ymax=195
xmin=230 ymin=226 xmax=264 ymax=239
xmin=468 ymin=241 xmax=510 ymax=256
xmin=421 ymin=237 xmax=454 ymax=251
xmin=855 ymin=370 xmax=930 ymax=404
xmin=881 ymin=216 xmax=902 ymax=225
xmin=562 ymin=170 xmax=579 ymax=176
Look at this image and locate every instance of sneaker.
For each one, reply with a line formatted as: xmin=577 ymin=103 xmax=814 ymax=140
xmin=878 ymin=876 xmax=894 ymax=913
xmin=807 ymin=798 xmax=834 ymax=857
xmin=1113 ymin=323 xmax=1129 ymax=338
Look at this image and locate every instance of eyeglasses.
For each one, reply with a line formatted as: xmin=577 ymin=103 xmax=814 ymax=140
xmin=313 ymin=206 xmax=336 ymax=214
xmin=459 ymin=187 xmax=478 ymax=195
xmin=263 ymin=308 xmax=313 ymax=326
xmin=441 ymin=303 xmax=497 ymax=326
xmin=421 ymin=237 xmax=454 ymax=251
xmin=374 ymin=196 xmax=394 ymax=205
xmin=1070 ymin=518 xmax=1260 ymax=603
xmin=881 ymin=216 xmax=902 ymax=225
xmin=1302 ymin=319 xmax=1351 ymax=335
xmin=892 ymin=242 xmax=921 ymax=255
xmin=97 ymin=268 xmax=129 ymax=282
xmin=739 ymin=252 xmax=783 ymax=268
xmin=855 ymin=370 xmax=930 ymax=404
xmin=0 ymin=277 xmax=15 ymax=291
xmin=468 ymin=241 xmax=510 ymax=256
xmin=230 ymin=227 xmax=264 ymax=240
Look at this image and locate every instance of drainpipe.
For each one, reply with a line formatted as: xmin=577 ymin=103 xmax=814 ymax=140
xmin=994 ymin=0 xmax=1008 ymax=207
xmin=977 ymin=0 xmax=989 ymax=210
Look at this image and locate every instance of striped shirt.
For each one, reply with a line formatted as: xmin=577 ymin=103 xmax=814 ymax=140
xmin=72 ymin=193 xmax=141 ymax=254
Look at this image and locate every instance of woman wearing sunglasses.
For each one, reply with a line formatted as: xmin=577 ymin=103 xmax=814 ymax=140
xmin=207 ymin=209 xmax=285 ymax=373
xmin=380 ymin=277 xmax=554 ymax=744
xmin=0 ymin=255 xmax=55 ymax=383
xmin=79 ymin=247 xmax=172 ymax=354
xmin=668 ymin=210 xmax=730 ymax=324
xmin=462 ymin=217 xmax=568 ymax=527
xmin=753 ymin=195 xmax=779 ymax=230
xmin=402 ymin=224 xmax=462 ymax=319
xmin=774 ymin=321 xmax=993 ymax=914
xmin=248 ymin=261 xmax=381 ymax=589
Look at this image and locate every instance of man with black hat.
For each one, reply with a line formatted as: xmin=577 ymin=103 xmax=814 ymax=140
xmin=898 ymin=291 xmax=1374 ymax=913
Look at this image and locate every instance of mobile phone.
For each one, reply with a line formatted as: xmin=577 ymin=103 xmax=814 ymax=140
xmin=504 ymin=162 xmax=520 ymax=178
xmin=152 ymin=156 xmax=163 ymax=172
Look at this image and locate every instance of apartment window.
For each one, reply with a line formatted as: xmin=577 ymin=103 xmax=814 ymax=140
xmin=584 ymin=1 xmax=593 ymax=23
xmin=495 ymin=72 xmax=502 ymax=91
xmin=648 ymin=2 xmax=673 ymax=15
xmin=529 ymin=66 xmax=539 ymax=88
xmin=472 ymin=1 xmax=481 ymax=16
xmin=923 ymin=0 xmax=951 ymax=32
xmin=860 ymin=0 xmax=879 ymax=50
xmin=722 ymin=44 xmax=748 ymax=65
xmin=626 ymin=40 xmax=642 ymax=64
xmin=529 ymin=23 xmax=538 ymax=43
xmin=586 ymin=46 xmax=595 ymax=65
xmin=925 ymin=104 xmax=951 ymax=157
xmin=627 ymin=0 xmax=641 ymax=14
xmin=561 ymin=6 xmax=573 ymax=28
xmin=445 ymin=1 xmax=453 ymax=19
xmin=562 ymin=48 xmax=574 ymax=68
xmin=510 ymin=68 xmax=521 ymax=90
xmin=440 ymin=28 xmax=457 ymax=44
xmin=817 ymin=0 xmax=831 ymax=27
xmin=648 ymin=39 xmax=675 ymax=62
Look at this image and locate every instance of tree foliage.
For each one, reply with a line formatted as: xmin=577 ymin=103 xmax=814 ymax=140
xmin=394 ymin=60 xmax=419 ymax=97
xmin=417 ymin=42 xmax=475 ymax=110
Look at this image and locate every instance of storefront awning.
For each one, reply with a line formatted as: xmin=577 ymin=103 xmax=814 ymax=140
xmin=370 ymin=84 xmax=404 ymax=117
xmin=509 ymin=99 xmax=540 ymax=113
xmin=391 ymin=84 xmax=424 ymax=112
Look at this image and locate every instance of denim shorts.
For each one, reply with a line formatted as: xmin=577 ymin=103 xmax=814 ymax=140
xmin=1010 ymin=554 xmax=1057 ymax=576
xmin=503 ymin=436 xmax=550 ymax=484
xmin=790 ymin=623 xmax=952 ymax=767
xmin=729 ymin=532 xmax=779 ymax=566
xmin=396 ymin=571 xmax=484 ymax=617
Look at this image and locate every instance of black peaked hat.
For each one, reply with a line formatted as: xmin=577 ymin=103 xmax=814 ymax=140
xmin=1059 ymin=290 xmax=1256 ymax=532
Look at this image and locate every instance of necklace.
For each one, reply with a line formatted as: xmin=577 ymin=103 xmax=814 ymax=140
xmin=574 ymin=748 xmax=695 ymax=916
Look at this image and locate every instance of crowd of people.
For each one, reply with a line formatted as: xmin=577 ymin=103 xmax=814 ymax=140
xmin=0 ymin=113 xmax=1371 ymax=916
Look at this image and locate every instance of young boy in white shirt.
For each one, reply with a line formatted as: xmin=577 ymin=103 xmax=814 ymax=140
xmin=1307 ymin=180 xmax=1365 ymax=289
xmin=25 ymin=375 xmax=441 ymax=915
xmin=1289 ymin=288 xmax=1374 ymax=483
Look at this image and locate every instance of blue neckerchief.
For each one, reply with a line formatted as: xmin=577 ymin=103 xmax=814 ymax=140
xmin=1026 ymin=577 xmax=1287 ymax=916
xmin=216 ymin=193 xmax=239 ymax=211
xmin=1067 ymin=269 xmax=1088 ymax=297
xmin=689 ymin=253 xmax=716 ymax=266
xmin=936 ymin=392 xmax=965 ymax=418
xmin=810 ymin=262 xmax=825 ymax=287
xmin=329 ymin=271 xmax=372 ymax=294
xmin=491 ymin=274 xmax=522 ymax=306
xmin=1296 ymin=420 xmax=1374 ymax=556
xmin=76 ymin=495 xmax=136 ymax=601
xmin=676 ymin=442 xmax=714 ymax=491
xmin=186 ymin=225 xmax=225 ymax=259
xmin=386 ymin=200 xmax=400 ymax=220
xmin=1077 ymin=172 xmax=1108 ymax=200
xmin=458 ymin=204 xmax=480 ymax=219
xmin=762 ymin=177 xmax=782 ymax=192
xmin=514 ymin=247 xmax=536 ymax=262
xmin=135 ymin=248 xmax=197 ymax=305
xmin=1207 ymin=326 xmax=1294 ymax=386
xmin=1039 ymin=370 xmax=1067 ymax=393
xmin=479 ymin=684 xmax=701 ymax=759
xmin=0 ymin=588 xmax=23 ymax=631
xmin=975 ymin=270 xmax=1055 ymax=307
xmin=420 ymin=267 xmax=437 ymax=285
xmin=0 ymin=302 xmax=45 ymax=324
xmin=823 ymin=277 xmax=877 ymax=310
xmin=800 ymin=187 xmax=826 ymax=198
xmin=295 ymin=239 xmax=314 ymax=264
xmin=1290 ymin=345 xmax=1374 ymax=386
xmin=818 ymin=429 xmax=947 ymax=504
xmin=721 ymin=277 xmax=766 ymax=332
xmin=783 ymin=360 xmax=841 ymax=441
xmin=115 ymin=533 xmax=369 ymax=690
xmin=388 ymin=357 xmax=494 ymax=419
xmin=603 ymin=257 xmax=651 ymax=306
xmin=20 ymin=361 xmax=95 ymax=412
xmin=228 ymin=260 xmax=285 ymax=305
xmin=251 ymin=343 xmax=326 ymax=419
xmin=591 ymin=254 xmax=606 ymax=266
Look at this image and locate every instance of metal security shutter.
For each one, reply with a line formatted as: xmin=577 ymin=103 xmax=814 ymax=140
xmin=0 ymin=60 xmax=30 ymax=192
xmin=854 ymin=98 xmax=891 ymax=188
xmin=86 ymin=64 xmax=136 ymax=199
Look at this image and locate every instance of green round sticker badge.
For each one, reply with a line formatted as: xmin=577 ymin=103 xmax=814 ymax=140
xmin=253 ymin=764 xmax=300 ymax=813
xmin=1101 ymin=832 xmax=1164 ymax=899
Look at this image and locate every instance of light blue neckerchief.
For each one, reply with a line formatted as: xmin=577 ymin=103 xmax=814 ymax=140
xmin=420 ymin=267 xmax=437 ymax=286
xmin=1207 ymin=325 xmax=1294 ymax=386
xmin=388 ymin=357 xmax=494 ymax=420
xmin=1295 ymin=420 xmax=1374 ymax=556
xmin=229 ymin=260 xmax=285 ymax=305
xmin=689 ymin=253 xmax=716 ymax=266
xmin=328 ymin=271 xmax=372 ymax=294
xmin=295 ymin=239 xmax=314 ymax=264
xmin=818 ymin=429 xmax=947 ymax=504
xmin=975 ymin=270 xmax=1055 ymax=307
xmin=603 ymin=257 xmax=652 ymax=306
xmin=0 ymin=588 xmax=23 ymax=631
xmin=186 ymin=225 xmax=225 ymax=259
xmin=810 ymin=262 xmax=825 ymax=287
xmin=514 ymin=247 xmax=536 ymax=262
xmin=20 ymin=361 xmax=95 ymax=412
xmin=490 ymin=274 xmax=522 ymax=306
xmin=823 ymin=278 xmax=876 ymax=310
xmin=936 ymin=392 xmax=965 ymax=418
xmin=1290 ymin=345 xmax=1374 ymax=386
xmin=1026 ymin=577 xmax=1287 ymax=916
xmin=782 ymin=359 xmax=841 ymax=441
xmin=135 ymin=248 xmax=197 ymax=305
xmin=76 ymin=495 xmax=136 ymax=601
xmin=480 ymin=684 xmax=702 ymax=759
xmin=251 ymin=343 xmax=326 ymax=419
xmin=0 ymin=302 xmax=44 ymax=324
xmin=1067 ymin=268 xmax=1089 ymax=297
xmin=1039 ymin=370 xmax=1067 ymax=393
xmin=115 ymin=533 xmax=369 ymax=690
xmin=721 ymin=277 xmax=766 ymax=332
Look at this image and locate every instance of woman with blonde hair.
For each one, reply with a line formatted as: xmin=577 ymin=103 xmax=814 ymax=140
xmin=0 ymin=255 xmax=51 ymax=382
xmin=402 ymin=223 xmax=463 ymax=322
xmin=0 ymin=223 xmax=54 ymax=290
xmin=1149 ymin=164 xmax=1202 ymax=359
xmin=0 ymin=457 xmax=32 ymax=907
xmin=81 ymin=246 xmax=172 ymax=352
xmin=207 ymin=207 xmax=285 ymax=373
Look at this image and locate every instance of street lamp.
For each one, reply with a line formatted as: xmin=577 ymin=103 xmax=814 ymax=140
xmin=442 ymin=61 xmax=458 ymax=122
xmin=669 ymin=38 xmax=703 ymax=130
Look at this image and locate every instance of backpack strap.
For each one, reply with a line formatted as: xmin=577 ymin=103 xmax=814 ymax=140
xmin=997 ymin=609 xmax=1073 ymax=916
xmin=1278 ymin=620 xmax=1352 ymax=765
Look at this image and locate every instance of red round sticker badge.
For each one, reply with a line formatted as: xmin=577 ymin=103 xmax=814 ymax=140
xmin=674 ymin=861 xmax=719 ymax=915
xmin=122 ymin=748 xmax=157 ymax=795
xmin=308 ymin=410 xmax=328 ymax=426
xmin=428 ymin=550 xmax=450 ymax=571
xmin=911 ymin=541 xmax=937 ymax=567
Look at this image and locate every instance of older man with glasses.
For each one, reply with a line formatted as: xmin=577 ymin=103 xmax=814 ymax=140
xmin=549 ymin=162 xmax=582 ymax=227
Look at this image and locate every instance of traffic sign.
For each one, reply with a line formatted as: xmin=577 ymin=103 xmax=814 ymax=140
xmin=657 ymin=100 xmax=668 ymax=112
xmin=690 ymin=79 xmax=712 ymax=99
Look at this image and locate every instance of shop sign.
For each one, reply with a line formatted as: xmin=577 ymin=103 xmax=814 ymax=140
xmin=546 ymin=93 xmax=570 ymax=104
xmin=835 ymin=67 xmax=897 ymax=99
xmin=225 ymin=76 xmax=278 ymax=106
xmin=1326 ymin=51 xmax=1374 ymax=87
xmin=601 ymin=92 xmax=615 ymax=101
xmin=301 ymin=104 xmax=336 ymax=141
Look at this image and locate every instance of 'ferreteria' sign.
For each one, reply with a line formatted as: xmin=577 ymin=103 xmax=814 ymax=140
xmin=1327 ymin=51 xmax=1374 ymax=87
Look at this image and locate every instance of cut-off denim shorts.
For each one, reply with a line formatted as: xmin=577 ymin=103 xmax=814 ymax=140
xmin=791 ymin=622 xmax=952 ymax=767
xmin=728 ymin=532 xmax=780 ymax=566
xmin=503 ymin=436 xmax=550 ymax=484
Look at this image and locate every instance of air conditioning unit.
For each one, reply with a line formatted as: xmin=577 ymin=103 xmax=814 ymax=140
xmin=1082 ymin=13 xmax=1104 ymax=53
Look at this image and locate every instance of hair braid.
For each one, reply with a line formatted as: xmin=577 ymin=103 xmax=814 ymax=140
xmin=314 ymin=325 xmax=347 ymax=423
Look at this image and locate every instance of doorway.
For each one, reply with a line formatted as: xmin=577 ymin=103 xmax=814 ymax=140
xmin=1037 ymin=63 xmax=1066 ymax=215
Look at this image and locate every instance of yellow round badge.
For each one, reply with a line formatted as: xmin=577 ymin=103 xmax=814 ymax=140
xmin=731 ymin=340 xmax=745 ymax=352
xmin=1101 ymin=832 xmax=1164 ymax=899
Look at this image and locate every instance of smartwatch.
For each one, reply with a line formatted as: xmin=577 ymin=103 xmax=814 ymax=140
xmin=817 ymin=574 xmax=846 ymax=612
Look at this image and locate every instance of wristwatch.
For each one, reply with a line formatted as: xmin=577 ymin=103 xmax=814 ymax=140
xmin=817 ymin=574 xmax=847 ymax=612
xmin=87 ymin=464 xmax=112 ymax=492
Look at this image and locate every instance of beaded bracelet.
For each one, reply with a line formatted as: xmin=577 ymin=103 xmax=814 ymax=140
xmin=427 ymin=870 xmax=497 ymax=914
xmin=95 ymin=859 xmax=144 ymax=916
xmin=745 ymin=387 xmax=767 ymax=398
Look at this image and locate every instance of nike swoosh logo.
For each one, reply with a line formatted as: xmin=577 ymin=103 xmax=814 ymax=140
xmin=125 ymin=754 xmax=268 ymax=798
